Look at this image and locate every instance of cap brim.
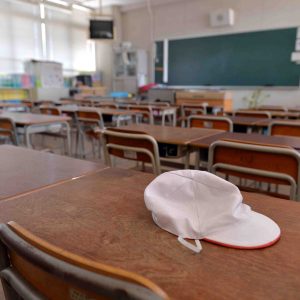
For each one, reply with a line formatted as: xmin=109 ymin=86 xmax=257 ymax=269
xmin=203 ymin=211 xmax=281 ymax=249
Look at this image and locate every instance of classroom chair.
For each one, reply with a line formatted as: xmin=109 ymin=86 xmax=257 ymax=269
xmin=77 ymin=110 xmax=105 ymax=158
xmin=39 ymin=106 xmax=70 ymax=154
xmin=208 ymin=140 xmax=300 ymax=200
xmin=0 ymin=221 xmax=168 ymax=300
xmin=0 ymin=117 xmax=19 ymax=146
xmin=187 ymin=115 xmax=233 ymax=131
xmin=234 ymin=110 xmax=271 ymax=118
xmin=128 ymin=105 xmax=154 ymax=124
xmin=257 ymin=105 xmax=287 ymax=112
xmin=178 ymin=104 xmax=207 ymax=127
xmin=40 ymin=106 xmax=61 ymax=116
xmin=102 ymin=128 xmax=161 ymax=175
xmin=189 ymin=116 xmax=233 ymax=170
xmin=95 ymin=103 xmax=118 ymax=109
xmin=268 ymin=120 xmax=300 ymax=137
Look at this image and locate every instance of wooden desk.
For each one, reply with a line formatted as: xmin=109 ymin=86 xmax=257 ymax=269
xmin=0 ymin=168 xmax=299 ymax=299
xmin=255 ymin=118 xmax=300 ymax=128
xmin=190 ymin=132 xmax=300 ymax=150
xmin=0 ymin=145 xmax=106 ymax=200
xmin=119 ymin=124 xmax=223 ymax=145
xmin=230 ymin=110 xmax=300 ymax=119
xmin=0 ymin=102 xmax=28 ymax=111
xmin=0 ymin=112 xmax=71 ymax=152
xmin=175 ymin=91 xmax=233 ymax=112
xmin=59 ymin=106 xmax=138 ymax=127
xmin=118 ymin=124 xmax=223 ymax=168
xmin=149 ymin=106 xmax=177 ymax=127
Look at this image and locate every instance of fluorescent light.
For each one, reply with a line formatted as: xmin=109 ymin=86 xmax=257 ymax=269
xmin=72 ymin=4 xmax=91 ymax=12
xmin=46 ymin=0 xmax=69 ymax=6
xmin=40 ymin=3 xmax=45 ymax=19
xmin=41 ymin=22 xmax=47 ymax=59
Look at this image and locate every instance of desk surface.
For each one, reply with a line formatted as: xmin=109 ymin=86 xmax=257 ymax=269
xmin=255 ymin=118 xmax=300 ymax=127
xmin=190 ymin=131 xmax=300 ymax=150
xmin=60 ymin=106 xmax=138 ymax=116
xmin=232 ymin=110 xmax=300 ymax=119
xmin=118 ymin=124 xmax=224 ymax=145
xmin=0 ymin=145 xmax=106 ymax=200
xmin=0 ymin=112 xmax=70 ymax=125
xmin=230 ymin=116 xmax=269 ymax=126
xmin=0 ymin=168 xmax=299 ymax=299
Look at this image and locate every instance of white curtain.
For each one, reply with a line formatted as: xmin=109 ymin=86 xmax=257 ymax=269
xmin=0 ymin=0 xmax=42 ymax=73
xmin=0 ymin=0 xmax=95 ymax=74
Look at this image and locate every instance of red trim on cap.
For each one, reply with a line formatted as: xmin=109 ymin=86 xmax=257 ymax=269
xmin=203 ymin=234 xmax=281 ymax=249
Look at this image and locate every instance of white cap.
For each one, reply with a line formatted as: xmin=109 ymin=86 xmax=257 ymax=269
xmin=144 ymin=170 xmax=280 ymax=251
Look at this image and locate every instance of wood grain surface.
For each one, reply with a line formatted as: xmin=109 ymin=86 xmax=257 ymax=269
xmin=0 ymin=145 xmax=106 ymax=200
xmin=191 ymin=131 xmax=300 ymax=150
xmin=0 ymin=112 xmax=70 ymax=125
xmin=118 ymin=124 xmax=224 ymax=145
xmin=0 ymin=168 xmax=299 ymax=299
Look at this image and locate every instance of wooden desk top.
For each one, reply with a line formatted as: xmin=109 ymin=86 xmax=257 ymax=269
xmin=119 ymin=124 xmax=224 ymax=145
xmin=230 ymin=110 xmax=300 ymax=119
xmin=0 ymin=112 xmax=70 ymax=125
xmin=255 ymin=118 xmax=300 ymax=127
xmin=0 ymin=103 xmax=28 ymax=108
xmin=190 ymin=132 xmax=300 ymax=150
xmin=60 ymin=106 xmax=138 ymax=116
xmin=0 ymin=145 xmax=106 ymax=200
xmin=0 ymin=168 xmax=299 ymax=299
xmin=230 ymin=116 xmax=269 ymax=126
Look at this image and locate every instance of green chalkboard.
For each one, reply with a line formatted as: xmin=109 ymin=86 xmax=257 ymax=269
xmin=164 ymin=28 xmax=300 ymax=86
xmin=155 ymin=41 xmax=164 ymax=83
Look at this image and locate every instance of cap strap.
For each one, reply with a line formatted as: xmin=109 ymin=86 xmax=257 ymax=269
xmin=178 ymin=236 xmax=202 ymax=253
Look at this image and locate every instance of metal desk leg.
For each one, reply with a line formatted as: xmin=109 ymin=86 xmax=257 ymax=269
xmin=25 ymin=126 xmax=33 ymax=149
xmin=184 ymin=150 xmax=190 ymax=169
xmin=162 ymin=112 xmax=165 ymax=126
xmin=63 ymin=121 xmax=71 ymax=155
xmin=173 ymin=111 xmax=176 ymax=127
xmin=194 ymin=151 xmax=200 ymax=170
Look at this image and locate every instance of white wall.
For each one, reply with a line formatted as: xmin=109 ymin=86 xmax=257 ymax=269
xmin=122 ymin=0 xmax=300 ymax=108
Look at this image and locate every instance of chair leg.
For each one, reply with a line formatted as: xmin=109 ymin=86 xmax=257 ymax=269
xmin=91 ymin=139 xmax=96 ymax=158
xmin=98 ymin=139 xmax=102 ymax=159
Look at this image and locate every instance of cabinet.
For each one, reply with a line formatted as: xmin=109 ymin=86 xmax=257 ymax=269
xmin=113 ymin=49 xmax=147 ymax=94
xmin=175 ymin=91 xmax=233 ymax=112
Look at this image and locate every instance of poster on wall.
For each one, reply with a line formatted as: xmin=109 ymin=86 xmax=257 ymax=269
xmin=25 ymin=60 xmax=64 ymax=88
xmin=40 ymin=62 xmax=64 ymax=88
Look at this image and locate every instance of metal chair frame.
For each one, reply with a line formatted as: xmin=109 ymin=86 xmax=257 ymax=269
xmin=187 ymin=115 xmax=233 ymax=131
xmin=0 ymin=222 xmax=167 ymax=300
xmin=102 ymin=130 xmax=161 ymax=175
xmin=268 ymin=121 xmax=300 ymax=136
xmin=0 ymin=117 xmax=19 ymax=146
xmin=208 ymin=140 xmax=300 ymax=200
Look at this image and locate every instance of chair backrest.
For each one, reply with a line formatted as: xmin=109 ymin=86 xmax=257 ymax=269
xmin=0 ymin=117 xmax=18 ymax=145
xmin=128 ymin=106 xmax=154 ymax=124
xmin=96 ymin=103 xmax=118 ymax=109
xmin=78 ymin=99 xmax=94 ymax=107
xmin=234 ymin=110 xmax=271 ymax=119
xmin=102 ymin=128 xmax=161 ymax=175
xmin=180 ymin=104 xmax=206 ymax=117
xmin=0 ymin=222 xmax=168 ymax=300
xmin=77 ymin=109 xmax=105 ymax=129
xmin=208 ymin=140 xmax=300 ymax=200
xmin=268 ymin=121 xmax=300 ymax=137
xmin=40 ymin=106 xmax=61 ymax=116
xmin=257 ymin=105 xmax=287 ymax=112
xmin=188 ymin=115 xmax=233 ymax=131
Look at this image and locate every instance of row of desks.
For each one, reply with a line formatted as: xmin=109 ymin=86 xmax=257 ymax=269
xmin=119 ymin=123 xmax=300 ymax=151
xmin=0 ymin=145 xmax=299 ymax=299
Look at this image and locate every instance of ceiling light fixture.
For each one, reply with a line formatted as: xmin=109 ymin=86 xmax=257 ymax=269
xmin=46 ymin=0 xmax=69 ymax=7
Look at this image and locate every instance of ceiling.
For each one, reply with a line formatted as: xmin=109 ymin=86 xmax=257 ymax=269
xmin=75 ymin=0 xmax=182 ymax=11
